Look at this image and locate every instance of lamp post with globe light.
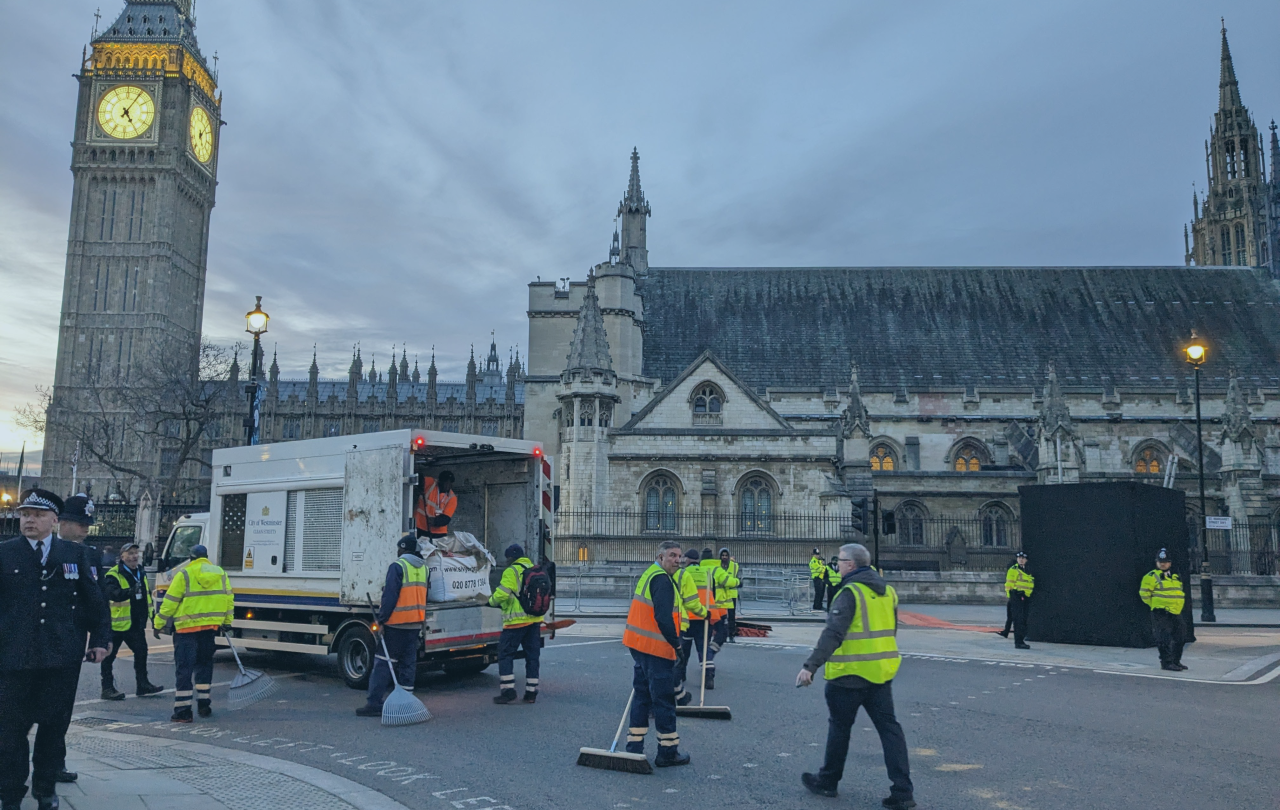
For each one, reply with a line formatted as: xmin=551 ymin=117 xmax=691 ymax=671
xmin=1184 ymin=331 xmax=1215 ymax=622
xmin=243 ymin=297 xmax=270 ymax=446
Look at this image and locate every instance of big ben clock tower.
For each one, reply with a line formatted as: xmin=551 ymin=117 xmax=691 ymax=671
xmin=43 ymin=0 xmax=222 ymax=497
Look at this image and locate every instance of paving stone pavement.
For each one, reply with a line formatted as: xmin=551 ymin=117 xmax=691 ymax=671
xmin=14 ymin=726 xmax=410 ymax=810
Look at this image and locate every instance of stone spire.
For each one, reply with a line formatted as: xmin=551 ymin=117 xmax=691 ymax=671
xmin=267 ymin=346 xmax=279 ymax=397
xmin=386 ymin=347 xmax=398 ymax=402
xmin=609 ymin=226 xmax=621 ymax=263
xmin=228 ymin=347 xmax=240 ymax=385
xmin=505 ymin=348 xmax=518 ymax=403
xmin=412 ymin=356 xmax=421 ymax=385
xmin=564 ymin=272 xmax=614 ymax=375
xmin=1219 ymin=21 xmax=1241 ymax=111
xmin=347 ymin=346 xmax=360 ymax=399
xmin=1039 ymin=362 xmax=1074 ymax=437
xmin=616 ymin=148 xmax=651 ymax=275
xmin=367 ymin=355 xmax=378 ymax=386
xmin=466 ymin=346 xmax=477 ymax=405
xmin=399 ymin=348 xmax=409 ymax=381
xmin=839 ymin=360 xmax=870 ymax=439
xmin=306 ymin=346 xmax=319 ymax=401
xmin=426 ymin=349 xmax=437 ymax=403
xmin=1222 ymin=368 xmax=1255 ymax=444
xmin=483 ymin=332 xmax=502 ymax=386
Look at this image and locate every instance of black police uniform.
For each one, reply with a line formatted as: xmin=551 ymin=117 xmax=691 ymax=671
xmin=0 ymin=533 xmax=110 ymax=806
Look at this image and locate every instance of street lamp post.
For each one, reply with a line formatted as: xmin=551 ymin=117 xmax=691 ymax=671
xmin=1184 ymin=331 xmax=1216 ymax=623
xmin=243 ymin=296 xmax=270 ymax=446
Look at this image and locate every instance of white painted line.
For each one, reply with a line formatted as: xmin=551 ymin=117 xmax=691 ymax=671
xmin=1221 ymin=651 xmax=1280 ymax=681
xmin=1094 ymin=665 xmax=1280 ymax=685
xmin=545 ymin=638 xmax=620 ymax=649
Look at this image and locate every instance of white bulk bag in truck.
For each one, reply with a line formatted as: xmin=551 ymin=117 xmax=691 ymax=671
xmin=424 ymin=531 xmax=495 ymax=602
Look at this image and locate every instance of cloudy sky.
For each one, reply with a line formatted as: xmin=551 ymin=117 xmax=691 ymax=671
xmin=2 ymin=0 xmax=1278 ymax=469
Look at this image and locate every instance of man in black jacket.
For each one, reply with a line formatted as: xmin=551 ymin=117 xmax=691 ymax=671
xmin=100 ymin=543 xmax=164 ymax=700
xmin=0 ymin=489 xmax=111 ymax=810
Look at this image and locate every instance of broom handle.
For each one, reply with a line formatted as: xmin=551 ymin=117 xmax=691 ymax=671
xmin=222 ymin=630 xmax=249 ymax=676
xmin=367 ymin=593 xmax=403 ymax=691
xmin=698 ymin=615 xmax=710 ymax=708
xmin=608 ymin=690 xmax=635 ymax=754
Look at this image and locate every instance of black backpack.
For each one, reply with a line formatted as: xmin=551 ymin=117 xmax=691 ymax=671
xmin=516 ymin=562 xmax=553 ymax=618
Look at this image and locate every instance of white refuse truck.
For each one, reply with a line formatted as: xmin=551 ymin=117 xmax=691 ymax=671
xmin=155 ymin=429 xmax=559 ymax=689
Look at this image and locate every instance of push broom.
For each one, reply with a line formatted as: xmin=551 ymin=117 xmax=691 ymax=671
xmin=223 ymin=631 xmax=279 ymax=710
xmin=367 ymin=596 xmax=431 ymax=727
xmin=577 ymin=689 xmax=653 ymax=774
xmin=675 ymin=616 xmax=731 ymax=720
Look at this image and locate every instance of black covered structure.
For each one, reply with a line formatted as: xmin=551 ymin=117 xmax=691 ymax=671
xmin=1019 ymin=483 xmax=1192 ymax=648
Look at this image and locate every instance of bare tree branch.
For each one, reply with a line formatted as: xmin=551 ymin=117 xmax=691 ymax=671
xmin=14 ymin=386 xmax=51 ymax=436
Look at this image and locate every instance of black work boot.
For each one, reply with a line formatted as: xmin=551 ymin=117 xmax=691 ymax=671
xmin=197 ymin=700 xmax=212 ymax=718
xmin=654 ymin=749 xmax=690 ymax=767
xmin=522 ymin=691 xmax=537 ymax=704
xmin=137 ymin=681 xmax=165 ymax=697
xmin=355 ymin=704 xmax=382 ymax=717
xmin=493 ymin=689 xmax=518 ymax=704
xmin=170 ymin=707 xmax=193 ymax=723
xmin=802 ymin=772 xmax=837 ymax=797
xmin=33 ymin=794 xmax=59 ymax=810
xmin=101 ymin=686 xmax=126 ymax=701
xmin=55 ymin=770 xmax=78 ymax=783
xmin=704 ymin=671 xmax=715 ymax=690
xmin=882 ymin=796 xmax=917 ymax=809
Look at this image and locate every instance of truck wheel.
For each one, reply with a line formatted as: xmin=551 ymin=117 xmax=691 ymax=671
xmin=337 ymin=625 xmax=375 ymax=690
xmin=442 ymin=658 xmax=490 ymax=677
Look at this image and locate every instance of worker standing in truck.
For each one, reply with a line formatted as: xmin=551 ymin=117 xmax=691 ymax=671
xmin=415 ymin=471 xmax=457 ymax=541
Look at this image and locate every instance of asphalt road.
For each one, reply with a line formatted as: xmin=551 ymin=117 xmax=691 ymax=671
xmin=71 ymin=625 xmax=1279 ymax=810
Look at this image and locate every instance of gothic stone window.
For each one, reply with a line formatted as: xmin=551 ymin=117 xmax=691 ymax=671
xmin=692 ymin=382 xmax=724 ymax=426
xmin=1135 ymin=447 xmax=1162 ymax=474
xmin=481 ymin=419 xmax=499 ymax=437
xmin=442 ymin=418 xmax=460 ymax=433
xmin=322 ymin=419 xmax=341 ymax=437
xmin=738 ymin=475 xmax=774 ymax=534
xmin=644 ymin=475 xmax=678 ymax=532
xmin=599 ymin=402 xmax=613 ymax=428
xmin=952 ymin=441 xmax=987 ymax=472
xmin=282 ymin=418 xmax=302 ymax=440
xmin=578 ymin=399 xmax=595 ymax=427
xmin=1221 ymin=225 xmax=1232 ymax=265
xmin=870 ymin=444 xmax=896 ymax=471
xmin=895 ymin=502 xmax=926 ymax=546
xmin=361 ymin=418 xmax=381 ymax=434
xmin=1235 ymin=223 xmax=1247 ymax=266
xmin=980 ymin=502 xmax=1014 ymax=547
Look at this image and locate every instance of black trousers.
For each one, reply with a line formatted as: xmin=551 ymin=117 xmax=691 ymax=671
xmin=0 ymin=666 xmax=80 ymax=803
xmin=102 ymin=624 xmax=150 ymax=689
xmin=1152 ymin=610 xmax=1185 ymax=666
xmin=812 ymin=577 xmax=826 ymax=610
xmin=817 ymin=679 xmax=913 ymax=801
xmin=366 ymin=625 xmax=420 ymax=707
xmin=627 ymin=649 xmax=679 ymax=757
xmin=1002 ymin=601 xmax=1013 ymax=634
xmin=173 ymin=629 xmax=216 ymax=709
xmin=1008 ymin=594 xmax=1030 ymax=644
xmin=497 ymin=622 xmax=541 ymax=694
xmin=727 ymin=606 xmax=737 ymax=638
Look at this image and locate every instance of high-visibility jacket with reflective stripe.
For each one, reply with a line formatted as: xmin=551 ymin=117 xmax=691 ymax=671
xmin=826 ymin=565 xmax=841 ymax=586
xmin=1140 ymin=570 xmax=1185 ymax=614
xmin=414 ymin=478 xmax=458 ymax=534
xmin=488 ymin=557 xmax=540 ymax=628
xmin=155 ymin=558 xmax=234 ymax=634
xmin=688 ymin=563 xmax=725 ymax=622
xmin=386 ymin=557 xmax=428 ymax=627
xmin=824 ymin=581 xmax=901 ymax=685
xmin=105 ymin=566 xmax=148 ymax=632
xmin=623 ymin=563 xmax=680 ymax=660
xmin=699 ymin=559 xmax=738 ymax=610
xmin=810 ymin=557 xmax=827 ymax=579
xmin=673 ymin=566 xmax=708 ymax=631
xmin=720 ymin=558 xmax=741 ymax=601
xmin=1005 ymin=565 xmax=1034 ymax=597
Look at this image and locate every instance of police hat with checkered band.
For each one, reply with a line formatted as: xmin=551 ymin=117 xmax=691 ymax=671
xmin=17 ymin=488 xmax=64 ymax=514
xmin=59 ymin=493 xmax=96 ymax=526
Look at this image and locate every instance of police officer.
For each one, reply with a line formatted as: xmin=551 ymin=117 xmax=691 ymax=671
xmin=358 ymin=534 xmax=428 ymax=716
xmin=622 ymin=540 xmax=689 ymax=767
xmin=1140 ymin=549 xmax=1187 ymax=671
xmin=100 ymin=543 xmax=164 ymax=700
xmin=825 ymin=556 xmax=841 ymax=610
xmin=718 ymin=548 xmax=741 ymax=642
xmin=55 ymin=495 xmax=105 ymax=594
xmin=154 ymin=544 xmax=233 ymax=722
xmin=489 ymin=543 xmax=545 ymax=704
xmin=0 ymin=489 xmax=111 ymax=810
xmin=809 ymin=549 xmax=827 ymax=611
xmin=797 ymin=543 xmax=914 ymax=809
xmin=1004 ymin=551 xmax=1034 ymax=650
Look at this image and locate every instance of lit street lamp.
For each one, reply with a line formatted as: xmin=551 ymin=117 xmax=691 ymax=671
xmin=1184 ymin=330 xmax=1215 ymax=623
xmin=243 ymin=296 xmax=270 ymax=446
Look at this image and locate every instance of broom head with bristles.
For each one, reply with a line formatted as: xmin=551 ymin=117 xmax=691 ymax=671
xmin=577 ymin=747 xmax=653 ymax=774
xmin=675 ymin=704 xmax=732 ymax=720
xmin=381 ymin=685 xmax=431 ymax=726
xmin=227 ymin=668 xmax=279 ymax=710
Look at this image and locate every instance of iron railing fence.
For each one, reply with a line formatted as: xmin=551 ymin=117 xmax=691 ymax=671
xmin=554 ymin=512 xmax=1022 ymax=570
xmin=1200 ymin=519 xmax=1279 ymax=575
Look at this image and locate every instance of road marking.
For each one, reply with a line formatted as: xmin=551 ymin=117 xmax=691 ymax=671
xmin=1094 ymin=666 xmax=1280 ymax=685
xmin=936 ymin=764 xmax=983 ymax=772
xmin=913 ymin=748 xmax=938 ymax=756
xmin=74 ymin=672 xmax=304 ymax=706
xmin=545 ymin=639 xmax=620 ymax=649
xmin=1221 ymin=651 xmax=1280 ymax=681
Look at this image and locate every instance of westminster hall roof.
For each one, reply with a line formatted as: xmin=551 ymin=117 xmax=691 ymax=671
xmin=638 ymin=266 xmax=1280 ymax=393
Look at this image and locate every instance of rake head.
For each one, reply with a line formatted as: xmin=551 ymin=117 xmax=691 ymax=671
xmin=381 ymin=686 xmax=431 ymax=727
xmin=227 ymin=668 xmax=278 ymax=710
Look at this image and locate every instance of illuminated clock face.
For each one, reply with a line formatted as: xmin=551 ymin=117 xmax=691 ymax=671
xmin=97 ymin=85 xmax=155 ymax=139
xmin=189 ymin=106 xmax=214 ymax=163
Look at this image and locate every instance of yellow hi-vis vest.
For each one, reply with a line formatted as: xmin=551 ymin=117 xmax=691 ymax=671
xmin=673 ymin=566 xmax=708 ymax=631
xmin=809 ymin=556 xmax=826 ymax=579
xmin=488 ymin=557 xmax=540 ymax=628
xmin=1140 ymin=570 xmax=1185 ymax=614
xmin=699 ymin=559 xmax=737 ymax=609
xmin=105 ymin=565 xmax=148 ymax=632
xmin=824 ymin=581 xmax=901 ymax=685
xmin=1005 ymin=565 xmax=1034 ymax=597
xmin=155 ymin=558 xmax=234 ymax=633
xmin=721 ymin=558 xmax=741 ymax=601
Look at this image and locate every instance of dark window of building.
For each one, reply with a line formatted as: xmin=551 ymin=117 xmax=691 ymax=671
xmin=362 ymin=418 xmax=380 ymax=433
xmin=981 ymin=503 xmax=1014 ymax=547
xmin=896 ymin=503 xmax=925 ymax=546
xmin=738 ymin=476 xmax=774 ymax=533
xmin=323 ymin=419 xmax=341 ymax=437
xmin=1226 ymin=142 xmax=1237 ymax=179
xmin=159 ymin=448 xmax=179 ymax=480
xmin=282 ymin=418 xmax=301 ymax=440
xmin=1240 ymin=139 xmax=1250 ymax=177
xmin=1236 ymin=223 xmax=1247 ymax=265
xmin=644 ymin=475 xmax=678 ymax=532
xmin=870 ymin=445 xmax=896 ymax=471
xmin=1221 ymin=226 xmax=1233 ymax=265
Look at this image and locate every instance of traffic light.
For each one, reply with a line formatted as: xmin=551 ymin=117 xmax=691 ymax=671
xmin=850 ymin=498 xmax=868 ymax=535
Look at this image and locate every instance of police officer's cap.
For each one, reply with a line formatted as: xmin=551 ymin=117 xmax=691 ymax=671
xmin=397 ymin=533 xmax=419 ymax=553
xmin=190 ymin=544 xmax=209 ymax=559
xmin=1156 ymin=548 xmax=1170 ymax=562
xmin=18 ymin=488 xmax=63 ymax=514
xmin=1016 ymin=551 xmax=1028 ymax=560
xmin=59 ymin=493 xmax=96 ymax=525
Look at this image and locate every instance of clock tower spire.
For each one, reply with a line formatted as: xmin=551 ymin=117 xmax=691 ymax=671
xmin=43 ymin=0 xmax=223 ymax=498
